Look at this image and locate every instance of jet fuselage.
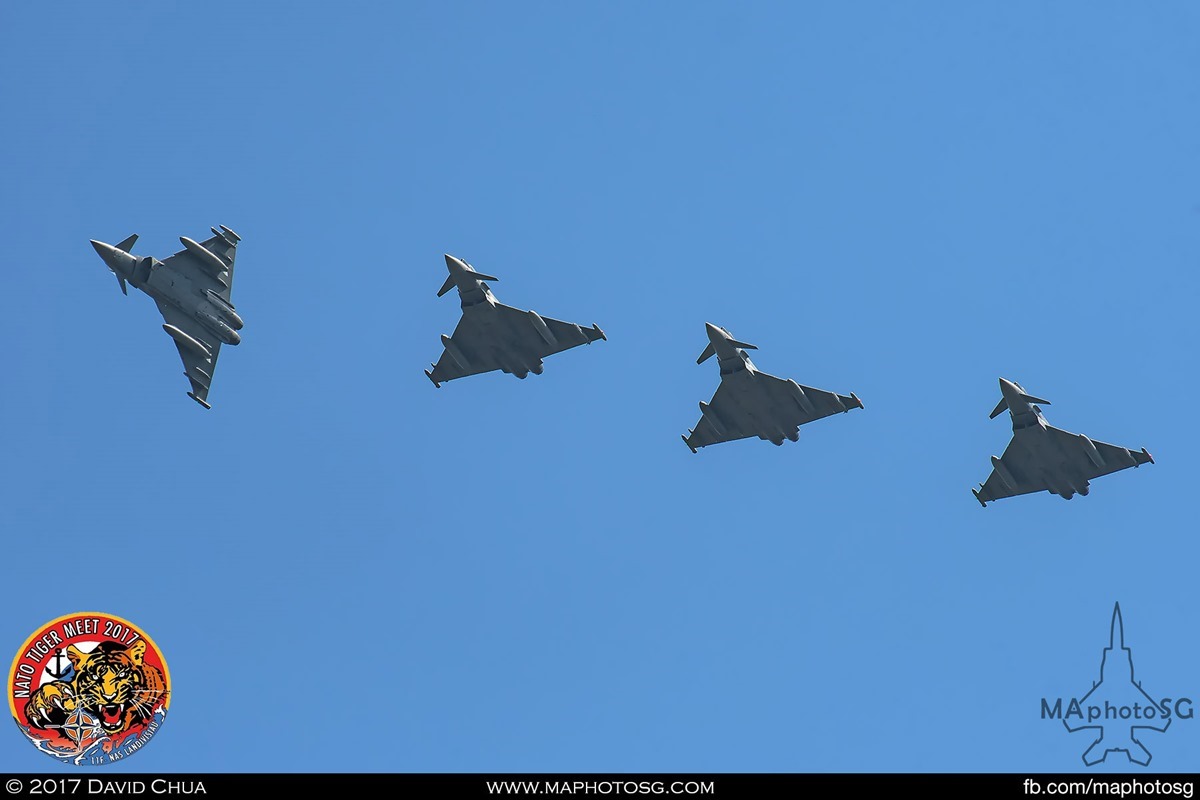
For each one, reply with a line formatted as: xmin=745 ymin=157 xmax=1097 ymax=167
xmin=91 ymin=240 xmax=243 ymax=346
xmin=445 ymin=255 xmax=543 ymax=378
xmin=999 ymin=378 xmax=1089 ymax=499
xmin=703 ymin=323 xmax=798 ymax=445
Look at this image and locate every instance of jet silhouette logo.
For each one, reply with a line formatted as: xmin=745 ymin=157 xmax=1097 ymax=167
xmin=1041 ymin=604 xmax=1193 ymax=766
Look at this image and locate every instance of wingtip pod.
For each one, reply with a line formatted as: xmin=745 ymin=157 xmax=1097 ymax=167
xmin=972 ymin=487 xmax=987 ymax=507
xmin=1142 ymin=447 xmax=1154 ymax=465
xmin=211 ymin=226 xmax=240 ymax=246
xmin=186 ymin=392 xmax=212 ymax=410
xmin=681 ymin=434 xmax=697 ymax=454
xmin=592 ymin=323 xmax=606 ymax=342
xmin=850 ymin=392 xmax=865 ymax=410
xmin=424 ymin=369 xmax=441 ymax=388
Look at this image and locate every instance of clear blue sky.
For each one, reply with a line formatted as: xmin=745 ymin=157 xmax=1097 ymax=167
xmin=2 ymin=2 xmax=1198 ymax=773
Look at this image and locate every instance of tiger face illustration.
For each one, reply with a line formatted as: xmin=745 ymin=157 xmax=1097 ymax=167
xmin=23 ymin=640 xmax=167 ymax=736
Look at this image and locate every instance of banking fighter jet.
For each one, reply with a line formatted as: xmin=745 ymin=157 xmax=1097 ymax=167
xmin=424 ymin=254 xmax=605 ymax=387
xmin=681 ymin=323 xmax=863 ymax=452
xmin=90 ymin=226 xmax=243 ymax=408
xmin=972 ymin=378 xmax=1153 ymax=506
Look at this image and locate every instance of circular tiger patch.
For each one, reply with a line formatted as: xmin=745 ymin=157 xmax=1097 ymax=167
xmin=7 ymin=612 xmax=170 ymax=766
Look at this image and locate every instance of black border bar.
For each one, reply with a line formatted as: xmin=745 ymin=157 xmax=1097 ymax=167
xmin=3 ymin=773 xmax=1199 ymax=798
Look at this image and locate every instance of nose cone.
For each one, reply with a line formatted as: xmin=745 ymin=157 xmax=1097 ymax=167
xmin=444 ymin=253 xmax=466 ymax=271
xmin=90 ymin=240 xmax=130 ymax=275
xmin=704 ymin=322 xmax=725 ymax=342
xmin=999 ymin=377 xmax=1020 ymax=396
xmin=90 ymin=239 xmax=116 ymax=261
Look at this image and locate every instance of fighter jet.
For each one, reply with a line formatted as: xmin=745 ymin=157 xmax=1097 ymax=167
xmin=972 ymin=379 xmax=1153 ymax=506
xmin=424 ymin=254 xmax=606 ymax=387
xmin=90 ymin=226 xmax=243 ymax=409
xmin=681 ymin=323 xmax=863 ymax=452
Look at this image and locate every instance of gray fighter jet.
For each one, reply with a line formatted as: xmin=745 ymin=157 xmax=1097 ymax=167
xmin=972 ymin=378 xmax=1154 ymax=506
xmin=681 ymin=323 xmax=863 ymax=452
xmin=424 ymin=254 xmax=606 ymax=387
xmin=90 ymin=226 xmax=243 ymax=409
